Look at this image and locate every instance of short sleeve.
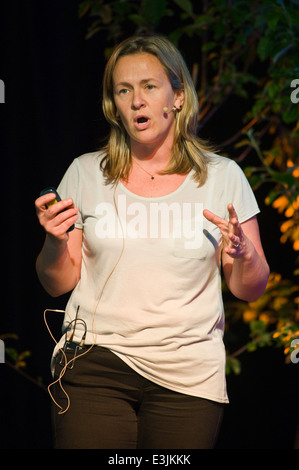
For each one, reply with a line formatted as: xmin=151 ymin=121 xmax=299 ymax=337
xmin=57 ymin=158 xmax=83 ymax=228
xmin=224 ymin=160 xmax=260 ymax=223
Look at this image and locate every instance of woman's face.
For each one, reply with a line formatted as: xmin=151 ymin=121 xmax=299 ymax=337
xmin=112 ymin=53 xmax=184 ymax=155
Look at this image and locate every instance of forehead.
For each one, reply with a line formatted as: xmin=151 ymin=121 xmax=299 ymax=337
xmin=113 ymin=53 xmax=169 ymax=84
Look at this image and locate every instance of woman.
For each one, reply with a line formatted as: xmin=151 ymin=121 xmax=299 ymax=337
xmin=35 ymin=35 xmax=270 ymax=449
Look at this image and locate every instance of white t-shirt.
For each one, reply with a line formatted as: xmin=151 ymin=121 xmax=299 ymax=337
xmin=56 ymin=151 xmax=259 ymax=404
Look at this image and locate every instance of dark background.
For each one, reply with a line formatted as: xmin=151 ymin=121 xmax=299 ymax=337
xmin=0 ymin=0 xmax=298 ymax=449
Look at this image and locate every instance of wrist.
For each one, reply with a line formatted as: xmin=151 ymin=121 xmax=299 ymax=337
xmin=46 ymin=232 xmax=69 ymax=247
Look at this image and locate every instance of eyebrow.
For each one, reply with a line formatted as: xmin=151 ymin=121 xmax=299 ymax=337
xmin=114 ymin=78 xmax=160 ymax=88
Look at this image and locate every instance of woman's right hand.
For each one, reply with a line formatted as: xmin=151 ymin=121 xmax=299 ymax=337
xmin=35 ymin=192 xmax=79 ymax=241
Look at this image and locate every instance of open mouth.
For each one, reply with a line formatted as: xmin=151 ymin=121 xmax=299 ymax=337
xmin=137 ymin=117 xmax=148 ymax=124
xmin=135 ymin=116 xmax=150 ymax=129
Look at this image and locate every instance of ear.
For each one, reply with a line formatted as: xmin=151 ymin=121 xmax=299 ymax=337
xmin=174 ymin=88 xmax=184 ymax=110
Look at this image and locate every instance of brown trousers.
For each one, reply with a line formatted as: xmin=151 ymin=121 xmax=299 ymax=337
xmin=51 ymin=345 xmax=224 ymax=449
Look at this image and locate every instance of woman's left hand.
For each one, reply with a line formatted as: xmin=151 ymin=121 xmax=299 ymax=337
xmin=204 ymin=203 xmax=270 ymax=301
xmin=203 ymin=203 xmax=247 ymax=259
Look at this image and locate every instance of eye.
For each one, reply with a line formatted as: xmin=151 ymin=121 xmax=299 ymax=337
xmin=119 ymin=88 xmax=129 ymax=95
xmin=146 ymin=84 xmax=155 ymax=90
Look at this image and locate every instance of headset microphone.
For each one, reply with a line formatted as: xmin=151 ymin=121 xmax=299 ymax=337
xmin=163 ymin=106 xmax=177 ymax=113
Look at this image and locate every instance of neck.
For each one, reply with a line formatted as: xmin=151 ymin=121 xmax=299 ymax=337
xmin=131 ymin=140 xmax=173 ymax=170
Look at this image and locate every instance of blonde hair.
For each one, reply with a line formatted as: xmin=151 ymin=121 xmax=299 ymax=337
xmin=101 ymin=34 xmax=213 ymax=185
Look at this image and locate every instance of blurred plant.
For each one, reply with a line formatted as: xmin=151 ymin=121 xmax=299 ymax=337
xmin=78 ymin=0 xmax=173 ymax=55
xmin=224 ymin=272 xmax=299 ymax=374
xmin=1 ymin=334 xmax=46 ymax=390
xmin=244 ymin=128 xmax=299 ymax=258
xmin=1 ymin=333 xmax=31 ymax=368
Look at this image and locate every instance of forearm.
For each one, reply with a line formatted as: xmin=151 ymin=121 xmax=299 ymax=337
xmin=36 ymin=235 xmax=80 ymax=297
xmin=225 ymin=246 xmax=270 ymax=302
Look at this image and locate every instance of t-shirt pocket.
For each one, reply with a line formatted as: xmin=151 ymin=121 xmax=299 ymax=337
xmin=173 ymin=216 xmax=208 ymax=259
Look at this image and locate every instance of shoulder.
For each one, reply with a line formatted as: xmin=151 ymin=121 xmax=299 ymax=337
xmin=206 ymin=152 xmax=246 ymax=178
xmin=75 ymin=150 xmax=106 ymax=167
xmin=71 ymin=151 xmax=106 ymax=179
xmin=207 ymin=152 xmax=238 ymax=169
xmin=59 ymin=151 xmax=107 ymax=189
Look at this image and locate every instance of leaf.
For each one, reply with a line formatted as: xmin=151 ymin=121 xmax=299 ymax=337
xmin=142 ymin=0 xmax=167 ymax=27
xmin=0 ymin=333 xmax=18 ymax=341
xmin=85 ymin=24 xmax=102 ymax=40
xmin=173 ymin=0 xmax=194 ymax=17
xmin=257 ymin=36 xmax=272 ymax=61
xmin=270 ymin=170 xmax=296 ymax=187
xmin=249 ymin=320 xmax=267 ymax=336
xmin=5 ymin=348 xmax=18 ymax=361
xmin=267 ymin=81 xmax=280 ymax=99
xmin=201 ymin=41 xmax=217 ymax=53
xmin=226 ymin=356 xmax=242 ymax=375
xmin=99 ymin=4 xmax=113 ymax=25
xmin=273 ymin=44 xmax=294 ymax=63
xmin=128 ymin=14 xmax=146 ymax=26
xmin=282 ymin=105 xmax=299 ymax=124
xmin=247 ymin=342 xmax=257 ymax=352
xmin=265 ymin=189 xmax=282 ymax=205
xmin=78 ymin=0 xmax=91 ymax=19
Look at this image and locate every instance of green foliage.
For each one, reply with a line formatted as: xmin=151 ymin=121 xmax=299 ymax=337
xmin=224 ymin=272 xmax=299 ymax=370
xmin=1 ymin=334 xmax=31 ymax=368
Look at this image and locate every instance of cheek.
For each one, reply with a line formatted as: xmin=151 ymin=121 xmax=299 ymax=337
xmin=116 ymin=109 xmax=134 ymax=136
xmin=114 ymin=96 xmax=126 ymax=116
xmin=114 ymin=102 xmax=129 ymax=125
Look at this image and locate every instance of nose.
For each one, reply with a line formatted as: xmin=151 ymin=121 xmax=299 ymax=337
xmin=131 ymin=90 xmax=145 ymax=110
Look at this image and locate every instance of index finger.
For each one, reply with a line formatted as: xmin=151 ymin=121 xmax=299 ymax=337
xmin=203 ymin=209 xmax=225 ymax=226
xmin=227 ymin=203 xmax=238 ymax=217
xmin=35 ymin=192 xmax=57 ymax=210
